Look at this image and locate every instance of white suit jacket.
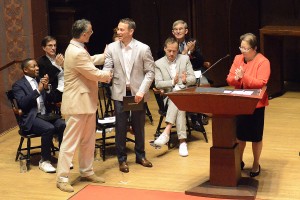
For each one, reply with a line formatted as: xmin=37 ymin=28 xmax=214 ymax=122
xmin=103 ymin=39 xmax=155 ymax=102
xmin=61 ymin=40 xmax=110 ymax=115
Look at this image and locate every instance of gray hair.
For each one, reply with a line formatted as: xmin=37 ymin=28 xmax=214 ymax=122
xmin=240 ymin=33 xmax=257 ymax=49
xmin=172 ymin=20 xmax=188 ymax=29
xmin=72 ymin=19 xmax=91 ymax=39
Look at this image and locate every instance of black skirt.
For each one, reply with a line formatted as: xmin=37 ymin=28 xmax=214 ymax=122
xmin=236 ymin=107 xmax=265 ymax=142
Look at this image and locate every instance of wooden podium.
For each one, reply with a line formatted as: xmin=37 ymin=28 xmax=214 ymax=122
xmin=166 ymin=86 xmax=266 ymax=200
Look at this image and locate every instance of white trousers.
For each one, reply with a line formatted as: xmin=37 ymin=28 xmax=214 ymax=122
xmin=56 ymin=113 xmax=96 ymax=183
xmin=165 ymin=99 xmax=187 ymax=140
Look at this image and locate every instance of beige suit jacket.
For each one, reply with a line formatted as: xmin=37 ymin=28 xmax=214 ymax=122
xmin=61 ymin=40 xmax=110 ymax=115
xmin=103 ymin=39 xmax=155 ymax=102
xmin=155 ymin=54 xmax=196 ymax=93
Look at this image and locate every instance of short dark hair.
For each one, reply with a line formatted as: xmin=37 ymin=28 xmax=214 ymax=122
xmin=240 ymin=33 xmax=257 ymax=49
xmin=164 ymin=37 xmax=178 ymax=47
xmin=72 ymin=19 xmax=91 ymax=39
xmin=41 ymin=36 xmax=56 ymax=47
xmin=21 ymin=58 xmax=34 ymax=70
xmin=119 ymin=18 xmax=136 ymax=30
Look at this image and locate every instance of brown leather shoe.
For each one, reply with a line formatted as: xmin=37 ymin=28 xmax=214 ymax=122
xmin=119 ymin=162 xmax=129 ymax=173
xmin=136 ymin=158 xmax=153 ymax=167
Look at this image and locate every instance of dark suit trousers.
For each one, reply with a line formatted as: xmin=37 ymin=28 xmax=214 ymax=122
xmin=30 ymin=117 xmax=65 ymax=161
xmin=114 ymin=99 xmax=146 ymax=163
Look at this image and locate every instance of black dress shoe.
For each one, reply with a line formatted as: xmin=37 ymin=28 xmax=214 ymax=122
xmin=241 ymin=161 xmax=245 ymax=170
xmin=119 ymin=162 xmax=129 ymax=173
xmin=250 ymin=165 xmax=261 ymax=177
xmin=136 ymin=158 xmax=153 ymax=168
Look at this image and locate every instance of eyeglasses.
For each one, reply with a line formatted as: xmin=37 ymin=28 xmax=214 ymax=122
xmin=46 ymin=44 xmax=56 ymax=48
xmin=86 ymin=30 xmax=93 ymax=35
xmin=239 ymin=46 xmax=252 ymax=52
xmin=173 ymin=27 xmax=185 ymax=32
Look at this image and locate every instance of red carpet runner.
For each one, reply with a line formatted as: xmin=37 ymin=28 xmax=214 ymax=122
xmin=69 ymin=185 xmax=234 ymax=200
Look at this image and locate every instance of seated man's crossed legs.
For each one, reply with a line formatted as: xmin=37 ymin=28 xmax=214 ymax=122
xmin=154 ymin=100 xmax=188 ymax=157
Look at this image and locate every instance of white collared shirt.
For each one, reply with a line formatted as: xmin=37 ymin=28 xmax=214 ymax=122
xmin=46 ymin=55 xmax=64 ymax=92
xmin=165 ymin=57 xmax=182 ymax=91
xmin=121 ymin=40 xmax=134 ymax=85
xmin=25 ymin=75 xmax=46 ymax=114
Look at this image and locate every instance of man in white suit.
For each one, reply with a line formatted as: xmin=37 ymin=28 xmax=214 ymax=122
xmin=154 ymin=37 xmax=196 ymax=156
xmin=56 ymin=19 xmax=112 ymax=192
xmin=103 ymin=18 xmax=155 ymax=173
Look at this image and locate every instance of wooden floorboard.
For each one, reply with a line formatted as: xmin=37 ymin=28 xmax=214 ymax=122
xmin=0 ymin=90 xmax=300 ymax=200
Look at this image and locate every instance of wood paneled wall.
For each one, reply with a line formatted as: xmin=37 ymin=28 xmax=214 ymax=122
xmin=260 ymin=0 xmax=300 ymax=83
xmin=0 ymin=0 xmax=48 ymax=134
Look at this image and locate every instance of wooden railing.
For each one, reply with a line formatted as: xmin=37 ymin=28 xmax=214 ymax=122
xmin=0 ymin=60 xmax=22 ymax=72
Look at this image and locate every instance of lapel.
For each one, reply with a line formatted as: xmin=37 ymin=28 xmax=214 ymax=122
xmin=116 ymin=41 xmax=126 ymax=75
xmin=128 ymin=39 xmax=137 ymax=75
xmin=22 ymin=77 xmax=34 ymax=93
xmin=70 ymin=40 xmax=91 ymax=58
xmin=23 ymin=77 xmax=46 ymax=101
xmin=176 ymin=57 xmax=182 ymax=73
xmin=44 ymin=56 xmax=53 ymax=69
xmin=163 ymin=57 xmax=173 ymax=80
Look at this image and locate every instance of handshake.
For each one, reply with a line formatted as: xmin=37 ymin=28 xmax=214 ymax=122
xmin=103 ymin=70 xmax=113 ymax=84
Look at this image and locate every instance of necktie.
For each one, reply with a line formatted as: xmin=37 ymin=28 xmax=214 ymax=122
xmin=179 ymin=43 xmax=184 ymax=53
xmin=32 ymin=79 xmax=46 ymax=114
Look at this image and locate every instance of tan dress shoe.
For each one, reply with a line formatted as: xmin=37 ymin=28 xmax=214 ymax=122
xmin=81 ymin=174 xmax=105 ymax=183
xmin=56 ymin=182 xmax=74 ymax=193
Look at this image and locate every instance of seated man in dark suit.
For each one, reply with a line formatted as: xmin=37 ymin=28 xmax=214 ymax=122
xmin=12 ymin=58 xmax=65 ymax=173
xmin=38 ymin=36 xmax=64 ymax=103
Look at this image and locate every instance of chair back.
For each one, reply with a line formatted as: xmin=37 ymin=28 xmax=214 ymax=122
xmin=98 ymin=83 xmax=114 ymax=119
xmin=6 ymin=90 xmax=23 ymax=126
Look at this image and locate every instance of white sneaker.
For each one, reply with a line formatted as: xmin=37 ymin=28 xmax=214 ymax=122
xmin=179 ymin=142 xmax=188 ymax=157
xmin=154 ymin=132 xmax=170 ymax=146
xmin=39 ymin=160 xmax=56 ymax=173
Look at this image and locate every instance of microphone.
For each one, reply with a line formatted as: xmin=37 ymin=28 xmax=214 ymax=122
xmin=202 ymin=54 xmax=230 ymax=75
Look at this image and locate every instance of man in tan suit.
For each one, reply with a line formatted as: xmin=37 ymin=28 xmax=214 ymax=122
xmin=103 ymin=18 xmax=155 ymax=173
xmin=56 ymin=19 xmax=112 ymax=193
